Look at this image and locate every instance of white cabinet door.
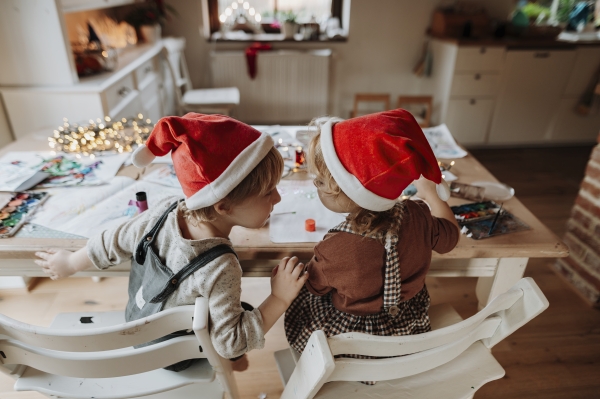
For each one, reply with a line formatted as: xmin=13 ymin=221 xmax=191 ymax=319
xmin=488 ymin=50 xmax=576 ymax=145
xmin=0 ymin=0 xmax=76 ymax=86
xmin=446 ymin=98 xmax=495 ymax=146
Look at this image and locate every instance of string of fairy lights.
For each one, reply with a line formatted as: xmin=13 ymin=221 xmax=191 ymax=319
xmin=48 ymin=114 xmax=154 ymax=158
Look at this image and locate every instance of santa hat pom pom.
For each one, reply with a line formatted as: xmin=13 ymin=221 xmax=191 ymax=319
xmin=131 ymin=144 xmax=156 ymax=168
xmin=436 ymin=179 xmax=451 ymax=201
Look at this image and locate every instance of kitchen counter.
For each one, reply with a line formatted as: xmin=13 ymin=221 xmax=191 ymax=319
xmin=431 ymin=35 xmax=600 ymax=49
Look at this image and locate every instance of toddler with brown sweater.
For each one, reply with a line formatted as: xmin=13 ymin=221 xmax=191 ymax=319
xmin=285 ymin=110 xmax=460 ymax=381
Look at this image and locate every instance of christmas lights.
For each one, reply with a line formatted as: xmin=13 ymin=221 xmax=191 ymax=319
xmin=48 ymin=114 xmax=154 ymax=158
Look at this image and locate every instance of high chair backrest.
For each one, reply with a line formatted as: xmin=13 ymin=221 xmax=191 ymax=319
xmin=281 ymin=277 xmax=548 ymax=399
xmin=162 ymin=37 xmax=193 ymax=93
xmin=0 ymin=297 xmax=239 ymax=398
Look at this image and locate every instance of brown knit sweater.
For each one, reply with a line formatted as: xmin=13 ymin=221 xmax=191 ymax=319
xmin=305 ymin=200 xmax=459 ymax=316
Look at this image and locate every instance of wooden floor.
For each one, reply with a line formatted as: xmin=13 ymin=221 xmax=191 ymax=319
xmin=1 ymin=145 xmax=599 ymax=399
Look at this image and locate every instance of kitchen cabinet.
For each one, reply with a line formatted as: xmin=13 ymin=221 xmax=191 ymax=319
xmin=0 ymin=0 xmax=170 ymax=139
xmin=432 ymin=39 xmax=599 ymax=146
xmin=488 ymin=49 xmax=576 ymax=145
xmin=430 ymin=41 xmax=505 ymax=146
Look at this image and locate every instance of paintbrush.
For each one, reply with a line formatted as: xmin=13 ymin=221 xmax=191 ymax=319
xmin=487 ymin=203 xmax=503 ymax=236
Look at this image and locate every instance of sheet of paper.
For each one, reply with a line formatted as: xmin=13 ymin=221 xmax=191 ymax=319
xmin=270 ymin=180 xmax=346 ymax=243
xmin=422 ymin=124 xmax=468 ymax=159
xmin=142 ymin=165 xmax=181 ymax=188
xmin=56 ymin=180 xmax=184 ymax=238
xmin=0 ymin=151 xmax=130 ymax=191
xmin=0 ymin=152 xmax=50 ymax=191
xmin=30 ymin=176 xmax=136 ymax=230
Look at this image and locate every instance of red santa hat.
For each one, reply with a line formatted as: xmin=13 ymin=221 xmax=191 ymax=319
xmin=317 ymin=109 xmax=449 ymax=212
xmin=131 ymin=113 xmax=274 ymax=210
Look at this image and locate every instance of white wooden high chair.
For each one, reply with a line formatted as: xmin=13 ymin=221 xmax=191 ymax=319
xmin=162 ymin=37 xmax=240 ymax=116
xmin=0 ymin=297 xmax=239 ymax=399
xmin=274 ymin=277 xmax=548 ymax=399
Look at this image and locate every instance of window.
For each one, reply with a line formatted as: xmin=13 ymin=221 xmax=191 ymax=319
xmin=202 ymin=0 xmax=347 ymax=41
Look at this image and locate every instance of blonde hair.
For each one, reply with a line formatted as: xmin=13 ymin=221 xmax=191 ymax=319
xmin=183 ymin=146 xmax=283 ymax=224
xmin=307 ymin=118 xmax=403 ymax=237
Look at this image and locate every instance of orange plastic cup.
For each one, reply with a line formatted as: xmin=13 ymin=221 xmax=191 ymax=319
xmin=305 ymin=219 xmax=316 ymax=232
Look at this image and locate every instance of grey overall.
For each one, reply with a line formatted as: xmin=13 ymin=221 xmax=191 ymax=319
xmin=125 ymin=200 xmax=237 ymax=371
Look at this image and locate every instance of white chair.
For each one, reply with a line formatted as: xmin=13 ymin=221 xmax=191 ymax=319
xmin=162 ymin=37 xmax=240 ymax=116
xmin=0 ymin=297 xmax=239 ymax=399
xmin=274 ymin=277 xmax=548 ymax=399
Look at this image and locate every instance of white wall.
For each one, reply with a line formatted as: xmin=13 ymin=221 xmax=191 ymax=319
xmin=163 ymin=0 xmax=513 ymax=119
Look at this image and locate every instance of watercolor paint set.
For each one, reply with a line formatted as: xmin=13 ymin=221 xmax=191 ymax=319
xmin=0 ymin=191 xmax=49 ymax=238
xmin=451 ymin=201 xmax=530 ymax=240
xmin=451 ymin=201 xmax=501 ymax=223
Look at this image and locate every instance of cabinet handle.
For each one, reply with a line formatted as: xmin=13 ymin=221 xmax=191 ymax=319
xmin=118 ymin=87 xmax=131 ymax=97
xmin=534 ymin=52 xmax=550 ymax=58
xmin=480 ymin=47 xmax=486 ymax=54
xmin=470 ymin=99 xmax=476 ymax=105
xmin=474 ymin=73 xmax=481 ymax=80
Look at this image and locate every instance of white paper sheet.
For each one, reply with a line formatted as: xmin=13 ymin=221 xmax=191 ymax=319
xmin=30 ymin=176 xmax=136 ymax=230
xmin=422 ymin=124 xmax=468 ymax=159
xmin=270 ymin=180 xmax=346 ymax=243
xmin=56 ymin=180 xmax=184 ymax=238
xmin=142 ymin=165 xmax=182 ymax=188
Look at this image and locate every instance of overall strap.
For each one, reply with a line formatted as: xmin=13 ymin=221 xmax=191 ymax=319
xmin=134 ymin=200 xmax=182 ymax=264
xmin=149 ymin=244 xmax=238 ymax=303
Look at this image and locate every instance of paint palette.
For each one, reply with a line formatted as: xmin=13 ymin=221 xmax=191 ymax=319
xmin=0 ymin=191 xmax=49 ymax=238
xmin=451 ymin=201 xmax=501 ymax=223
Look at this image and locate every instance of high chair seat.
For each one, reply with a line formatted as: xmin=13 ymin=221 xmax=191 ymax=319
xmin=1 ymin=298 xmax=240 ymax=399
xmin=274 ymin=278 xmax=549 ymax=399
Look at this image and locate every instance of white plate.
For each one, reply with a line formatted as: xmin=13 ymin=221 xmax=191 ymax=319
xmin=471 ymin=181 xmax=515 ymax=201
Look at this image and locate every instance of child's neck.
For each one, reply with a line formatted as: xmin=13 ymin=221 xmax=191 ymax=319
xmin=178 ymin=213 xmax=233 ymax=240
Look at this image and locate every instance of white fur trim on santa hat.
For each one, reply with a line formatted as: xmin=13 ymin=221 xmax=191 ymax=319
xmin=185 ymin=132 xmax=274 ymax=210
xmin=320 ymin=117 xmax=398 ymax=212
xmin=131 ymin=144 xmax=156 ymax=168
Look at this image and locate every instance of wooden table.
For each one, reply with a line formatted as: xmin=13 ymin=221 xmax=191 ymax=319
xmin=0 ymin=129 xmax=569 ymax=308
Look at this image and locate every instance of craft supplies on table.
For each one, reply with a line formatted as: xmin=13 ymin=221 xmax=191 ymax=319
xmin=0 ymin=192 xmax=49 ymax=238
xmin=450 ymin=182 xmax=486 ymax=201
xmin=0 ymin=151 xmax=129 ymax=191
xmin=422 ymin=124 xmax=467 ymax=159
xmin=270 ymin=180 xmax=346 ymax=243
xmin=470 ymin=181 xmax=515 ymax=201
xmin=452 ymin=201 xmax=530 ymax=240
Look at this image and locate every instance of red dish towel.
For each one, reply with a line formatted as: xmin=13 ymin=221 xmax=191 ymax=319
xmin=245 ymin=43 xmax=272 ymax=79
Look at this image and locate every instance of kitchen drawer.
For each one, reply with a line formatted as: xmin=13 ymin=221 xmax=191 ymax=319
xmin=110 ymin=94 xmax=144 ymax=121
xmin=139 ymin=76 xmax=160 ymax=106
xmin=445 ymin=98 xmax=494 ymax=146
xmin=143 ymin=97 xmax=163 ymax=123
xmin=135 ymin=58 xmax=158 ymax=90
xmin=450 ymin=73 xmax=500 ymax=97
xmin=455 ymin=46 xmax=505 ymax=73
xmin=105 ymin=74 xmax=136 ymax=114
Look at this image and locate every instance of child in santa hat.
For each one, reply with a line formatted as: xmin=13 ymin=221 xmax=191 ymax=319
xmin=35 ymin=113 xmax=308 ymax=371
xmin=284 ymin=109 xmax=460 ymax=383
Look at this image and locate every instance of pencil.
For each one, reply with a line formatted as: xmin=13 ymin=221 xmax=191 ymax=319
xmin=488 ymin=203 xmax=503 ymax=236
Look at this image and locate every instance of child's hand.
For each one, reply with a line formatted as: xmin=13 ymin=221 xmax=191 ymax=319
xmin=414 ymin=176 xmax=439 ymax=203
xmin=35 ymin=249 xmax=78 ymax=280
xmin=270 ymin=256 xmax=308 ymax=307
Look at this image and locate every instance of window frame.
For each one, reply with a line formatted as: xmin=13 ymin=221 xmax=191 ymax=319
xmin=200 ymin=0 xmax=349 ymax=42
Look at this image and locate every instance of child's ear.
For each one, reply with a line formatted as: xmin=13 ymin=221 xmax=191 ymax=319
xmin=213 ymin=200 xmax=230 ymax=215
